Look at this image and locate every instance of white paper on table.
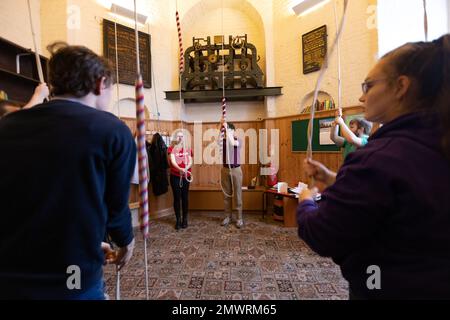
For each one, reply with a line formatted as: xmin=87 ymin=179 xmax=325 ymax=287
xmin=290 ymin=182 xmax=308 ymax=194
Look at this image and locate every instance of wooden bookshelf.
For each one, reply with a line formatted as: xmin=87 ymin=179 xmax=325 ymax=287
xmin=0 ymin=36 xmax=48 ymax=104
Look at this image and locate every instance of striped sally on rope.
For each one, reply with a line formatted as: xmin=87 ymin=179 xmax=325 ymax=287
xmin=220 ymin=97 xmax=227 ymax=144
xmin=175 ymin=2 xmax=193 ymax=185
xmin=423 ymin=0 xmax=428 ymax=41
xmin=135 ymin=76 xmax=149 ymax=238
xmin=176 ymin=10 xmax=185 ymax=73
xmin=133 ymin=0 xmax=150 ymax=300
xmin=218 ymin=0 xmax=234 ymax=199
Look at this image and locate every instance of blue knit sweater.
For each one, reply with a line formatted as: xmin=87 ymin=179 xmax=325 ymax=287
xmin=0 ymin=100 xmax=135 ymax=299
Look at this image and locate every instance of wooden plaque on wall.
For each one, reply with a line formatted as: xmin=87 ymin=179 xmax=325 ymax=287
xmin=103 ymin=19 xmax=151 ymax=88
xmin=302 ymin=25 xmax=327 ymax=75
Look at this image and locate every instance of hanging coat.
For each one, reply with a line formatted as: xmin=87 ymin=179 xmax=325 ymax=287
xmin=147 ymin=133 xmax=169 ymax=196
xmin=131 ymin=138 xmax=149 ymax=185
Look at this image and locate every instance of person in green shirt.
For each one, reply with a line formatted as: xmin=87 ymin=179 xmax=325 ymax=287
xmin=330 ymin=114 xmax=372 ymax=159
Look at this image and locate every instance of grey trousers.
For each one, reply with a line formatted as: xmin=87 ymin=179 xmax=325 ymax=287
xmin=221 ymin=166 xmax=243 ymax=220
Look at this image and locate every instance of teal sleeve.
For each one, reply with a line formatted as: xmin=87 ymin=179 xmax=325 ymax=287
xmin=361 ymin=136 xmax=369 ymax=146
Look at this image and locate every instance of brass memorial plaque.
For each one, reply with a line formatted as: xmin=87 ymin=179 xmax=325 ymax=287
xmin=302 ymin=25 xmax=327 ymax=75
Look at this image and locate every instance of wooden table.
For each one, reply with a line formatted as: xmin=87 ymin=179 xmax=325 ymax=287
xmin=264 ymin=189 xmax=299 ymax=228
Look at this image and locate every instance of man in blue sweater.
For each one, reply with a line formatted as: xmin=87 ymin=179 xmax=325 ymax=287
xmin=0 ymin=43 xmax=136 ymax=299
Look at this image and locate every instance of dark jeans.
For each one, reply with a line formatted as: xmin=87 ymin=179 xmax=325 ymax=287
xmin=170 ymin=174 xmax=190 ymax=222
xmin=0 ymin=277 xmax=105 ymax=300
xmin=71 ymin=279 xmax=106 ymax=300
xmin=349 ymin=288 xmax=366 ymax=300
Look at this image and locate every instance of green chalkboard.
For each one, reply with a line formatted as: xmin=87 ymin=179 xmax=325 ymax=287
xmin=292 ymin=118 xmax=341 ymax=152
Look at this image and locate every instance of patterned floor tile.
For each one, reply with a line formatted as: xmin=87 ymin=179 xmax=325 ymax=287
xmin=223 ymin=293 xmax=252 ymax=300
xmin=278 ymin=292 xmax=299 ymax=300
xmin=156 ymin=277 xmax=177 ymax=288
xmin=247 ymin=247 xmax=266 ymax=259
xmin=188 ymin=276 xmax=205 ymax=289
xmin=203 ymin=280 xmax=223 ymax=296
xmin=244 ymin=282 xmax=264 ymax=292
xmin=277 ymin=280 xmax=295 ymax=293
xmin=185 ymin=257 xmax=204 ymax=270
xmin=224 ymin=281 xmax=242 ymax=292
xmin=260 ymin=260 xmax=280 ymax=273
xmin=294 ymin=283 xmax=320 ymax=299
xmin=206 ymin=271 xmax=229 ymax=280
xmin=230 ymin=267 xmax=261 ymax=282
xmin=156 ymin=289 xmax=182 ymax=300
xmin=314 ymin=283 xmax=338 ymax=294
xmin=239 ymin=259 xmax=257 ymax=267
xmin=252 ymin=293 xmax=277 ymax=300
xmin=180 ymin=290 xmax=202 ymax=300
xmin=104 ymin=212 xmax=347 ymax=300
xmin=289 ymin=271 xmax=317 ymax=283
xmin=136 ymin=277 xmax=158 ymax=288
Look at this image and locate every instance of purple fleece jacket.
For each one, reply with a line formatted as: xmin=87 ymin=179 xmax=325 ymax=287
xmin=297 ymin=111 xmax=450 ymax=299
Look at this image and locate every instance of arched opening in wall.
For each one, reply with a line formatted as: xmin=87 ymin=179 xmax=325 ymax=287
xmin=173 ymin=0 xmax=269 ymax=122
xmin=180 ymin=0 xmax=266 ymax=79
xmin=300 ymin=90 xmax=335 ymax=114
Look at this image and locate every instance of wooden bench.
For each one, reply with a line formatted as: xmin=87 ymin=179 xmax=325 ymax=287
xmin=128 ymin=185 xmax=266 ymax=213
xmin=189 ymin=185 xmax=266 ymax=211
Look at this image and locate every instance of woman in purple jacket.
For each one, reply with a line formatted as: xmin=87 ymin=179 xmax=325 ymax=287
xmin=297 ymin=34 xmax=450 ymax=299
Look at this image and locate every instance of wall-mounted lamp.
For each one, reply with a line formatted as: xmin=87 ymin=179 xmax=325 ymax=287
xmin=292 ymin=0 xmax=330 ymax=16
xmin=110 ymin=3 xmax=148 ymax=25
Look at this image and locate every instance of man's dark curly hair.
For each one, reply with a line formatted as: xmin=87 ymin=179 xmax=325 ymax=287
xmin=47 ymin=42 xmax=113 ymax=97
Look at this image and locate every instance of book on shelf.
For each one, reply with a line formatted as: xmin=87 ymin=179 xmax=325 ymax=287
xmin=0 ymin=90 xmax=8 ymax=100
xmin=301 ymin=99 xmax=335 ymax=114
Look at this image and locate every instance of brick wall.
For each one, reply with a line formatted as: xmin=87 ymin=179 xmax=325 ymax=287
xmin=38 ymin=0 xmax=179 ymax=120
xmin=272 ymin=0 xmax=378 ymax=118
xmin=2 ymin=0 xmax=379 ymax=122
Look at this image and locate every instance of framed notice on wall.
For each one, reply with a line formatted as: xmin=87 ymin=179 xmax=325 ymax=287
xmin=302 ymin=25 xmax=327 ymax=74
xmin=318 ymin=118 xmax=335 ymax=146
xmin=292 ymin=117 xmax=340 ymax=152
xmin=103 ymin=19 xmax=151 ymax=88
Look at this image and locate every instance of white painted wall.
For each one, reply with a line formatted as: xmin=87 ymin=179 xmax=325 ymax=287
xmin=272 ymin=0 xmax=378 ymax=117
xmin=38 ymin=0 xmax=271 ymax=122
xmin=0 ymin=0 xmax=41 ymax=51
xmin=182 ymin=101 xmax=266 ymax=122
xmin=41 ymin=0 xmax=67 ymax=58
xmin=448 ymin=0 xmax=450 ymax=32
xmin=378 ymin=0 xmax=449 ymax=57
xmin=38 ymin=0 xmax=178 ymax=120
xmin=3 ymin=0 xmax=381 ymax=122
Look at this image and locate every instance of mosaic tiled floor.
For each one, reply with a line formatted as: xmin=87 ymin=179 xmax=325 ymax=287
xmin=103 ymin=212 xmax=349 ymax=300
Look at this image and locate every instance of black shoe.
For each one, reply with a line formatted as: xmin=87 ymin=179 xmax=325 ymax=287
xmin=181 ymin=220 xmax=188 ymax=229
xmin=175 ymin=221 xmax=181 ymax=230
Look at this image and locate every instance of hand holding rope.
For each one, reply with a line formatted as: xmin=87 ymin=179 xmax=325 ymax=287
xmin=307 ymin=0 xmax=349 ymax=162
